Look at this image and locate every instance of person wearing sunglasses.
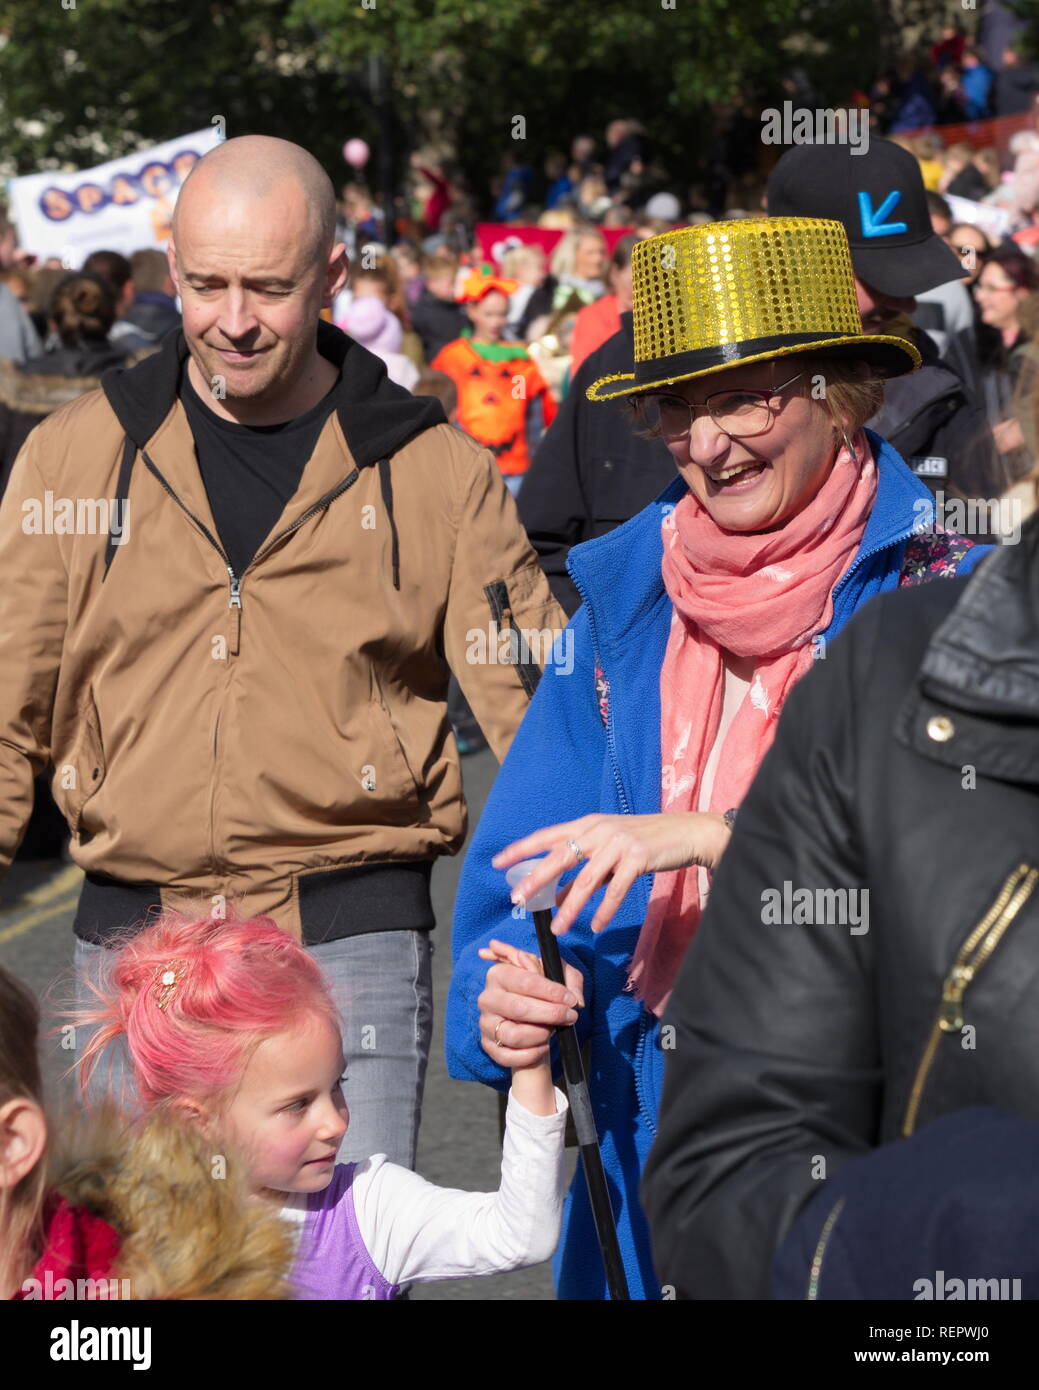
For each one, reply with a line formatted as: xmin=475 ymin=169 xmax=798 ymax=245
xmin=445 ymin=217 xmax=991 ymax=1300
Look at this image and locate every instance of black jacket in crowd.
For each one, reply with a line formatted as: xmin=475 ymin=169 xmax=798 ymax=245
xmin=518 ymin=312 xmax=676 ymax=614
xmin=996 ymin=62 xmax=1039 ymax=116
xmin=0 ymin=337 xmax=140 ymax=496
xmin=641 ymin=524 xmax=1039 ymax=1298
xmin=124 ymin=292 xmax=181 ymax=341
xmin=411 ymin=289 xmax=466 ymax=363
xmin=868 ymin=325 xmax=1004 ymax=505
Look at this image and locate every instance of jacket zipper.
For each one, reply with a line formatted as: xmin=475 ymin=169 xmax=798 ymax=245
xmin=828 ymin=526 xmax=920 ymax=631
xmin=141 ymin=452 xmax=362 ymax=874
xmin=142 ymin=451 xmax=360 ymax=650
xmin=806 ymin=1196 xmax=845 ymax=1300
xmin=570 ymin=560 xmax=660 ymax=1133
xmin=569 ymin=564 xmax=633 ymax=819
xmin=902 ymin=862 xmax=1039 ymax=1138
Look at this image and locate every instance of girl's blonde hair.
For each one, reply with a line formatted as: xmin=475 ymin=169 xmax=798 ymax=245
xmin=0 ymin=965 xmax=48 ymax=1296
xmin=500 ymin=244 xmax=545 ymax=278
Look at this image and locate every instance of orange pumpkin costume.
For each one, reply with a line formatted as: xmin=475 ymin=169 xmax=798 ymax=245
xmin=430 ymin=337 xmax=557 ymax=475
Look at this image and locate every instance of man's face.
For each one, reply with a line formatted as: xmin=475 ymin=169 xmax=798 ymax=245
xmin=855 ymin=274 xmax=917 ymax=332
xmin=169 ymin=188 xmax=346 ymax=405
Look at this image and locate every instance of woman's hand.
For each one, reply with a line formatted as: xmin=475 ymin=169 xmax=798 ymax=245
xmin=492 ymin=812 xmax=731 ymax=935
xmin=478 ymin=938 xmax=584 ymax=1060
xmin=994 ymin=417 xmax=1025 ymax=453
xmin=477 ymin=939 xmax=582 ymax=1117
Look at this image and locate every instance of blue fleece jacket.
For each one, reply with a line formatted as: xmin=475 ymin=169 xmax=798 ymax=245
xmin=446 ymin=431 xmax=989 ymax=1300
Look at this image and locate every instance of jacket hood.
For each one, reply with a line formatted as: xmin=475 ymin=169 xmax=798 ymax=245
xmin=100 ymin=318 xmax=445 ymax=465
xmin=50 ymin=1106 xmax=294 ymax=1300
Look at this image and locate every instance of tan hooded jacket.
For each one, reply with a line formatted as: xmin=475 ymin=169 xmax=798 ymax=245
xmin=0 ymin=322 xmax=567 ymax=939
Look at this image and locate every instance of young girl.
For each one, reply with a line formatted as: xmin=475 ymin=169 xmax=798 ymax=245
xmin=75 ymin=908 xmax=572 ymax=1299
xmin=1 ymin=962 xmax=290 ymax=1300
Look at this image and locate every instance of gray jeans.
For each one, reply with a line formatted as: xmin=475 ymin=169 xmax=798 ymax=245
xmin=74 ymin=927 xmax=434 ymax=1171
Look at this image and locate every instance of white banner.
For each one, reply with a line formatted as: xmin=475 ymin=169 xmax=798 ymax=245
xmin=6 ymin=126 xmax=223 ymax=267
xmin=945 ymin=193 xmax=1013 ymax=244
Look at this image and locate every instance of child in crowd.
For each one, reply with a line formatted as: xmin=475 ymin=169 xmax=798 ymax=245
xmin=74 ymin=910 xmax=570 ymax=1300
xmin=0 ymin=963 xmax=291 ymax=1300
xmin=341 ymin=296 xmax=420 ymax=391
xmin=431 ymin=269 xmax=557 ymax=496
xmin=413 ymin=368 xmax=458 ymax=422
xmin=411 ymin=250 xmax=467 ymax=361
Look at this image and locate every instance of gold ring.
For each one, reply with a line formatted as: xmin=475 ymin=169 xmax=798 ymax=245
xmin=493 ymin=1018 xmax=506 ymax=1047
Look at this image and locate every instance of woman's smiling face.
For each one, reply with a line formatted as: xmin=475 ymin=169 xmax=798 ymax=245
xmin=647 ymin=358 xmax=842 ymax=532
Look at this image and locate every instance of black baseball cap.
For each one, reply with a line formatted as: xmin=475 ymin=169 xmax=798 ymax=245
xmin=766 ymin=138 xmax=964 ymax=298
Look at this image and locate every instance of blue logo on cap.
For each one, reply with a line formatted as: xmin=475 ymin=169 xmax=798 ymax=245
xmin=858 ymin=190 xmax=908 ymax=238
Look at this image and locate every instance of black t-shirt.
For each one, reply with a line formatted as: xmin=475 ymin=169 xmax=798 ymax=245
xmin=180 ymin=363 xmax=340 ymax=578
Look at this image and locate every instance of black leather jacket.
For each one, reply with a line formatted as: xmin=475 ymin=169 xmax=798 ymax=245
xmin=641 ymin=524 xmax=1039 ymax=1298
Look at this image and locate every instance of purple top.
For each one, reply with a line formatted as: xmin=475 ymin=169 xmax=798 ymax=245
xmin=291 ymin=1163 xmax=401 ymax=1301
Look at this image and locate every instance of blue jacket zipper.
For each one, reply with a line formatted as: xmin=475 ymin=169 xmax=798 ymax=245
xmin=569 ymin=559 xmax=658 ymax=1137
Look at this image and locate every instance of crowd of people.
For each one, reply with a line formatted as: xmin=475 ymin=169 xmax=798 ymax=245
xmin=3 ymin=27 xmax=1039 ymax=1310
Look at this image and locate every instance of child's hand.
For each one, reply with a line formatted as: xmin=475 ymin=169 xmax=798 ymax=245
xmin=478 ymin=940 xmax=569 ymax=1117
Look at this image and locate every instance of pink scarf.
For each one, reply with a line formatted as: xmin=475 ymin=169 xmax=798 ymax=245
xmin=628 ymin=433 xmax=877 ymax=1016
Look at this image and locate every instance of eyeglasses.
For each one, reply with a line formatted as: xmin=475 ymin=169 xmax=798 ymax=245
xmin=639 ymin=371 xmax=804 ymax=442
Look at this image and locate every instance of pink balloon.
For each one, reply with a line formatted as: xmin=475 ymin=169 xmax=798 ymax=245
xmin=343 ymin=139 xmax=370 ymax=169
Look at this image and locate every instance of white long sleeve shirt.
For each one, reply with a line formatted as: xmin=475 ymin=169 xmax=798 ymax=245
xmin=280 ymin=1086 xmax=569 ymax=1296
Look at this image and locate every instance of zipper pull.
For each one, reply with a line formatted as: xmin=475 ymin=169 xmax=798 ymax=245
xmin=939 ymin=963 xmax=974 ymax=1031
xmin=227 ymin=569 xmax=241 ymax=655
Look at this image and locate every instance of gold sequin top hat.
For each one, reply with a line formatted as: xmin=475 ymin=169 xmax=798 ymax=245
xmin=586 ymin=216 xmax=921 ymax=403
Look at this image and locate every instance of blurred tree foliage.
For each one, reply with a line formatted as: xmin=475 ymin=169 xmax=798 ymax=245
xmin=1007 ymin=0 xmax=1039 ymax=61
xmin=0 ymin=0 xmax=929 ymax=198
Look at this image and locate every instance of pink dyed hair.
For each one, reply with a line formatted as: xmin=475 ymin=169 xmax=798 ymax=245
xmin=74 ymin=908 xmax=340 ymax=1108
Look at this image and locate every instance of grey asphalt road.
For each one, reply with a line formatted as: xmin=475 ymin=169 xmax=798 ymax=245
xmin=0 ymin=747 xmax=570 ymax=1300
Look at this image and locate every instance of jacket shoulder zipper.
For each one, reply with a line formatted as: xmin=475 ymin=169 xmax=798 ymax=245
xmin=903 ymin=862 xmax=1039 ymax=1137
xmin=806 ymin=1195 xmax=845 ymax=1300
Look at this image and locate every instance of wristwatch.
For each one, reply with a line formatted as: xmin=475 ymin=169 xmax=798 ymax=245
xmin=722 ymin=807 xmax=738 ymax=832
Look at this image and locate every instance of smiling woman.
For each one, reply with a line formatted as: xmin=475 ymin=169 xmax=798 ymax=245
xmin=446 ymin=215 xmax=991 ymax=1301
xmin=628 ymin=354 xmax=885 ymax=532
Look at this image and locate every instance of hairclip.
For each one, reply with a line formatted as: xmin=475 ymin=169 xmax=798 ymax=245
xmin=154 ymin=961 xmax=188 ymax=1012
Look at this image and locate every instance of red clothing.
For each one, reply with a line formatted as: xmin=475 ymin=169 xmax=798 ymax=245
xmin=416 ymin=167 xmax=451 ymax=235
xmin=430 ymin=338 xmax=557 ymax=475
xmin=569 ymin=294 xmax=622 ymax=375
xmin=10 ymin=1192 xmax=121 ymax=1299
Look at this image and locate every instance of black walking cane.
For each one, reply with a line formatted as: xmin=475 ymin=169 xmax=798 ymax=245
xmin=506 ymin=859 xmax=630 ymax=1300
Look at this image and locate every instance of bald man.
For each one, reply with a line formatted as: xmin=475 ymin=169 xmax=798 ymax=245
xmin=0 ymin=136 xmax=566 ymax=1174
